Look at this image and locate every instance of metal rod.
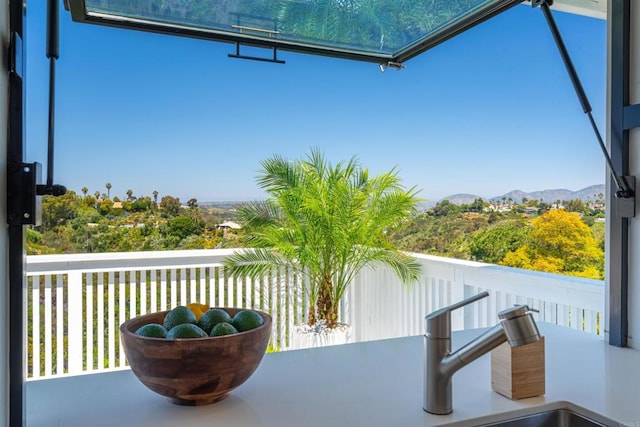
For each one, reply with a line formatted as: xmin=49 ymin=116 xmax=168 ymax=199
xmin=46 ymin=0 xmax=59 ymax=59
xmin=46 ymin=0 xmax=59 ymax=190
xmin=586 ymin=111 xmax=632 ymax=197
xmin=46 ymin=59 xmax=56 ymax=189
xmin=540 ymin=1 xmax=633 ymax=198
xmin=228 ymin=53 xmax=286 ymax=64
xmin=540 ymin=3 xmax=589 ymax=113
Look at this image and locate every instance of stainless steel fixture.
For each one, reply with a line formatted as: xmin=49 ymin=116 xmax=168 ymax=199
xmin=423 ymin=291 xmax=541 ymax=415
xmin=479 ymin=408 xmax=613 ymax=427
xmin=472 ymin=401 xmax=619 ymax=427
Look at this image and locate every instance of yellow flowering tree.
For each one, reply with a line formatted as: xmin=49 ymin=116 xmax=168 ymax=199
xmin=501 ymin=209 xmax=603 ymax=279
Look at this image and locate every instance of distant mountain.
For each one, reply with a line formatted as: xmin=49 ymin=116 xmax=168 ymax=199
xmin=505 ymin=189 xmax=575 ymax=203
xmin=494 ymin=185 xmax=605 ymax=204
xmin=574 ymin=185 xmax=607 ymax=201
xmin=436 ymin=194 xmax=482 ymax=206
xmin=428 ymin=184 xmax=605 ymax=208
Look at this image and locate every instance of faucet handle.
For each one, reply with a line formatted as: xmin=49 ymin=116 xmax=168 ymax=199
xmin=425 ymin=291 xmax=490 ymax=338
xmin=426 ymin=291 xmax=490 ymax=320
xmin=498 ymin=305 xmax=539 ymax=320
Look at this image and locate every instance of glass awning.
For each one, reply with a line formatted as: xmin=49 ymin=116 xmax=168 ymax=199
xmin=64 ymin=0 xmax=524 ymax=64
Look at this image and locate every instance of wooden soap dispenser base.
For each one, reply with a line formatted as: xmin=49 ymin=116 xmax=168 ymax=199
xmin=491 ymin=336 xmax=545 ymax=399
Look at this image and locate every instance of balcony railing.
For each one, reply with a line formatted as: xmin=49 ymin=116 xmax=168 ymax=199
xmin=25 ymin=249 xmax=604 ymax=380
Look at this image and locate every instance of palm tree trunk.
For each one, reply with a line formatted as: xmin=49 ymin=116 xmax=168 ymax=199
xmin=308 ymin=308 xmax=316 ymax=326
xmin=317 ymin=275 xmax=338 ymax=329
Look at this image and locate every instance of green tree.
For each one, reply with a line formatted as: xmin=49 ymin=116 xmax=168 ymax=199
xmin=98 ymin=199 xmax=114 ymax=216
xmin=432 ymin=199 xmax=460 ymax=217
xmin=389 ymin=210 xmax=486 ymax=259
xmin=224 ymin=149 xmax=422 ymax=328
xmin=26 ymin=228 xmax=54 ymax=255
xmin=131 ymin=197 xmax=152 ymax=212
xmin=159 ymin=195 xmax=181 ymax=217
xmin=167 ymin=215 xmax=202 ymax=241
xmin=105 ymin=183 xmax=112 ymax=199
xmin=467 ymin=197 xmax=485 ymax=213
xmin=41 ymin=191 xmax=80 ymax=230
xmin=81 ymin=187 xmax=88 ymax=197
xmin=591 ymin=221 xmax=605 ymax=251
xmin=564 ymin=199 xmax=589 ymax=214
xmin=469 ymin=222 xmax=529 ymax=264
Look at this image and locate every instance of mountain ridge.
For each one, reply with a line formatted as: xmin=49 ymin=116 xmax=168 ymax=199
xmin=425 ymin=184 xmax=605 ymax=208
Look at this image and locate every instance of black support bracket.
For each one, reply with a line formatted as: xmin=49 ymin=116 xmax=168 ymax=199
xmin=228 ymin=42 xmax=285 ymax=64
xmin=7 ymin=162 xmax=42 ymax=226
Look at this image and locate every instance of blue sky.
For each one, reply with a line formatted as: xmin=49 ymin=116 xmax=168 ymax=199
xmin=26 ymin=3 xmax=606 ymax=203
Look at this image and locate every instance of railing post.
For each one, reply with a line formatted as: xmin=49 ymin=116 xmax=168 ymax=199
xmin=451 ymin=268 xmax=465 ymax=331
xmin=67 ymin=271 xmax=83 ymax=375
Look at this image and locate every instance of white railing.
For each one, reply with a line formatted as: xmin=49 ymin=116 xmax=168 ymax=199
xmin=346 ymin=253 xmax=604 ymax=342
xmin=25 ymin=249 xmax=604 ymax=380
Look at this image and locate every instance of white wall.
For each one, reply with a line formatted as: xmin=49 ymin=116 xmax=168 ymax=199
xmin=629 ymin=2 xmax=640 ymax=350
xmin=1 ymin=1 xmax=10 ymax=425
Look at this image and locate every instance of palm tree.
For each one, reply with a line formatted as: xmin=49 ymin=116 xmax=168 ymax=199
xmin=152 ymin=191 xmax=159 ymax=204
xmin=105 ymin=182 xmax=112 ymax=199
xmin=81 ymin=187 xmax=88 ymax=197
xmin=224 ymin=149 xmax=421 ymax=329
xmin=94 ymin=191 xmax=100 ymax=200
xmin=126 ymin=189 xmax=134 ymax=201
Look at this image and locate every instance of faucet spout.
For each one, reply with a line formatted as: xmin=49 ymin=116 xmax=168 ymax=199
xmin=423 ymin=294 xmax=541 ymax=415
xmin=440 ymin=324 xmax=507 ymax=379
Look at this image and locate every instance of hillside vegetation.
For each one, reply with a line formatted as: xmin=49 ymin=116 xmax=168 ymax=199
xmin=389 ymin=197 xmax=605 ymax=279
xmin=28 ymin=188 xmax=606 ymax=280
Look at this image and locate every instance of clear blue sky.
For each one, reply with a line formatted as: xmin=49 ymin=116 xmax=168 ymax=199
xmin=25 ymin=2 xmax=606 ymax=203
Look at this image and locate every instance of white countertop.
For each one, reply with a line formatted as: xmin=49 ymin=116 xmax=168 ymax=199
xmin=26 ymin=323 xmax=640 ymax=426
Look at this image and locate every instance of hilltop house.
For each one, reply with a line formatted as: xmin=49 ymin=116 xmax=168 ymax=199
xmin=217 ymin=221 xmax=242 ymax=232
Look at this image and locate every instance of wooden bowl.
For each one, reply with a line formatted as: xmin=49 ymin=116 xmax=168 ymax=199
xmin=120 ymin=307 xmax=272 ymax=405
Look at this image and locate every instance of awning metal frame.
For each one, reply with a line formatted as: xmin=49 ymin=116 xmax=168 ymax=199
xmin=63 ymin=0 xmax=524 ymax=66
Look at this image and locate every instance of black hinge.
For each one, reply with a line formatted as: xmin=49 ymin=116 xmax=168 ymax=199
xmin=7 ymin=162 xmax=42 ymax=226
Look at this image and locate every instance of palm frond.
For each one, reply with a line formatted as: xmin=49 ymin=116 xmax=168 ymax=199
xmin=223 ymin=248 xmax=297 ymax=280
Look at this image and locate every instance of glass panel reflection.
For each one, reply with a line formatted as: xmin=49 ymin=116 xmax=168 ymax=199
xmin=81 ymin=0 xmax=511 ymax=58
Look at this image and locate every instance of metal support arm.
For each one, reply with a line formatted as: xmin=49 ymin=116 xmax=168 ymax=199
xmin=535 ymin=0 xmax=636 ymax=217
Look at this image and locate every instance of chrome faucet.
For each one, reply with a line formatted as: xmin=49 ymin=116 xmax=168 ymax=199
xmin=423 ymin=291 xmax=541 ymax=415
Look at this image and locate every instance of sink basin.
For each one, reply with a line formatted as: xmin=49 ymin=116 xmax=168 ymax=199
xmin=478 ymin=408 xmax=616 ymax=427
xmin=450 ymin=402 xmax=620 ymax=427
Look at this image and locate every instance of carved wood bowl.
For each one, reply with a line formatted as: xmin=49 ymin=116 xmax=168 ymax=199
xmin=120 ymin=308 xmax=272 ymax=405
